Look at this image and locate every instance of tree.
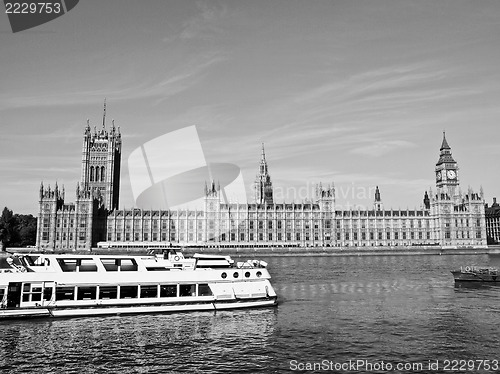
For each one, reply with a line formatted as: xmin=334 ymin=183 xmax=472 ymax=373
xmin=0 ymin=208 xmax=37 ymax=250
xmin=13 ymin=214 xmax=37 ymax=247
xmin=0 ymin=207 xmax=14 ymax=251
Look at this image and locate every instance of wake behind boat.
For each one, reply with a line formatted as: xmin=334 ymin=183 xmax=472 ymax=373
xmin=0 ymin=249 xmax=277 ymax=319
xmin=451 ymin=266 xmax=500 ymax=283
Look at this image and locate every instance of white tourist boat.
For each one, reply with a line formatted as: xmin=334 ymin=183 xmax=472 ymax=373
xmin=0 ymin=250 xmax=277 ymax=319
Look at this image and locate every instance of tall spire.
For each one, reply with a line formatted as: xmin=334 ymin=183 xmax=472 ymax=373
xmin=440 ymin=131 xmax=450 ymax=151
xmin=436 ymin=131 xmax=455 ymax=165
xmin=102 ymin=98 xmax=107 ymax=128
xmin=259 ymin=143 xmax=268 ymax=175
xmin=255 ymin=143 xmax=273 ymax=204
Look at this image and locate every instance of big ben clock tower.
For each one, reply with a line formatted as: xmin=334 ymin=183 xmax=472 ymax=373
xmin=435 ymin=132 xmax=459 ymax=197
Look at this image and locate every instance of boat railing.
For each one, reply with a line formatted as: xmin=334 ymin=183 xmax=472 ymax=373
xmin=6 ymin=257 xmax=28 ymax=273
xmin=461 ymin=265 xmax=499 ymax=274
xmin=236 ymin=260 xmax=268 ymax=269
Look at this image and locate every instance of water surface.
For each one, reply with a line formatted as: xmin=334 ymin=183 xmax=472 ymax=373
xmin=1 ymin=254 xmax=499 ymax=373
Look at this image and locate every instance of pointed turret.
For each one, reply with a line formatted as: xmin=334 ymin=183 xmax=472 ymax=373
xmin=423 ymin=191 xmax=430 ymax=209
xmin=255 ymin=143 xmax=274 ymax=204
xmin=374 ymin=186 xmax=381 ymax=202
xmin=374 ymin=186 xmax=383 ymax=211
xmin=85 ymin=119 xmax=91 ymax=135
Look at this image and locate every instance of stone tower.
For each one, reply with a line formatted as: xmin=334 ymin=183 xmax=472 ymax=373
xmin=316 ymin=182 xmax=335 ymax=245
xmin=36 ymin=182 xmax=65 ymax=249
xmin=435 ymin=132 xmax=459 ymax=198
xmin=80 ymin=100 xmax=122 ymax=211
xmin=204 ymin=180 xmax=221 ymax=242
xmin=430 ymin=132 xmax=486 ymax=247
xmin=255 ymin=143 xmax=274 ymax=204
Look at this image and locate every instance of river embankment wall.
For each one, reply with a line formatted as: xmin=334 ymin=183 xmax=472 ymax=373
xmin=3 ymin=245 xmax=500 ymax=258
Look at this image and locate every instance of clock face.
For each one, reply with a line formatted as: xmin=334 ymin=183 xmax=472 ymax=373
xmin=436 ymin=171 xmax=442 ymax=181
xmin=447 ymin=170 xmax=456 ymax=179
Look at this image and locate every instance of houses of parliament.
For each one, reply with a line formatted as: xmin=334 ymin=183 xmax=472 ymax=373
xmin=36 ymin=108 xmax=487 ymax=251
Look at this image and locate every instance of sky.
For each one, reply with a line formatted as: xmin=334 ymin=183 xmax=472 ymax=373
xmin=1 ymin=0 xmax=500 ymax=214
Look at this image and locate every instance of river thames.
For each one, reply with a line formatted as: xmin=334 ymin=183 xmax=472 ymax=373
xmin=1 ymin=253 xmax=499 ymax=373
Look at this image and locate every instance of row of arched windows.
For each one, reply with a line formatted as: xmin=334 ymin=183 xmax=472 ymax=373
xmin=90 ymin=166 xmax=106 ymax=182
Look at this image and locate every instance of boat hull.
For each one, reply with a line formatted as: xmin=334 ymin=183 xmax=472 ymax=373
xmin=451 ymin=271 xmax=500 ymax=282
xmin=0 ymin=252 xmax=278 ymax=319
xmin=0 ymin=296 xmax=277 ymax=319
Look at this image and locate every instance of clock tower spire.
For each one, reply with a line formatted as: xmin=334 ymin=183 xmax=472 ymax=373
xmin=435 ymin=131 xmax=459 ymax=196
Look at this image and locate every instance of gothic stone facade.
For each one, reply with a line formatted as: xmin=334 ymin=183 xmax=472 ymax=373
xmin=36 ymin=116 xmax=487 ymax=250
xmin=36 ymin=114 xmax=121 ymax=251
xmin=485 ymin=198 xmax=500 ymax=244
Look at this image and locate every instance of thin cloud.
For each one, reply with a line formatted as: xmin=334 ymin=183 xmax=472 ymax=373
xmin=162 ymin=1 xmax=229 ymax=42
xmin=350 ymin=140 xmax=418 ymax=157
xmin=0 ymin=52 xmax=226 ymax=112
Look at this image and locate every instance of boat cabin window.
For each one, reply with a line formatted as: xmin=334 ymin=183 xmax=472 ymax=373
xmin=56 ymin=286 xmax=75 ymax=301
xmin=77 ymin=286 xmax=97 ymax=300
xmin=198 ymin=284 xmax=213 ymax=297
xmin=101 ymin=259 xmax=119 ymax=271
xmin=120 ymin=285 xmax=138 ymax=299
xmin=118 ymin=259 xmax=138 ymax=271
xmin=26 ymin=256 xmax=50 ymax=267
xmin=160 ymin=285 xmax=177 ymax=298
xmin=146 ymin=267 xmax=169 ymax=271
xmin=22 ymin=283 xmax=43 ymax=302
xmin=19 ymin=256 xmax=36 ymax=267
xmin=0 ymin=288 xmax=5 ymax=300
xmin=179 ymin=284 xmax=196 ymax=297
xmin=43 ymin=286 xmax=53 ymax=301
xmin=101 ymin=258 xmax=138 ymax=272
xmin=57 ymin=258 xmax=97 ymax=272
xmin=99 ymin=286 xmax=118 ymax=299
xmin=57 ymin=259 xmax=77 ymax=272
xmin=78 ymin=259 xmax=98 ymax=272
xmin=140 ymin=285 xmax=158 ymax=298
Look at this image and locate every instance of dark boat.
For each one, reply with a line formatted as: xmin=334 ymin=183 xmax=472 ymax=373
xmin=451 ymin=266 xmax=500 ymax=282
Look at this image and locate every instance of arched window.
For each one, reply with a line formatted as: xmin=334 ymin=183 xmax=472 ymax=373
xmin=90 ymin=166 xmax=94 ymax=182
xmin=95 ymin=166 xmax=99 ymax=182
xmin=101 ymin=166 xmax=105 ymax=182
